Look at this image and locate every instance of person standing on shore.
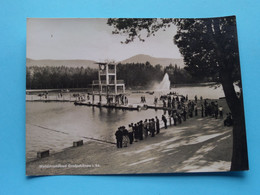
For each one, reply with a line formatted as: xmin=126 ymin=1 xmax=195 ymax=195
xmin=162 ymin=115 xmax=167 ymax=129
xmin=173 ymin=112 xmax=177 ymax=126
xmin=150 ymin=119 xmax=155 ymax=137
xmin=183 ymin=108 xmax=187 ymax=121
xmin=204 ymin=101 xmax=208 ymax=117
xmin=219 ymin=106 xmax=223 ymax=118
xmin=155 ymin=116 xmax=160 ymax=134
xmin=215 ymin=101 xmax=219 ymax=119
xmin=195 ymin=104 xmax=198 ymax=116
xmin=128 ymin=124 xmax=134 ymax=144
xmin=177 ymin=113 xmax=182 ymax=124
xmin=172 ymin=98 xmax=175 ymax=108
xmin=143 ymin=119 xmax=148 ymax=138
xmin=148 ymin=119 xmax=152 ymax=135
xmin=139 ymin=121 xmax=144 ymax=140
xmin=122 ymin=126 xmax=129 ymax=147
xmin=163 ymin=100 xmax=166 ymax=108
xmin=168 ymin=99 xmax=171 ymax=108
xmin=201 ymin=104 xmax=204 ymax=117
xmin=115 ymin=127 xmax=123 ymax=148
xmin=133 ymin=123 xmax=139 ymax=142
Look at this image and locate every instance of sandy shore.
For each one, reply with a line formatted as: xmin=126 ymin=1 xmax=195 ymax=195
xmin=26 ymin=114 xmax=232 ymax=175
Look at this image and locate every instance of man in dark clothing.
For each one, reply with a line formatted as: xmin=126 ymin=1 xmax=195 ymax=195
xmin=163 ymin=100 xmax=166 ymax=108
xmin=173 ymin=112 xmax=177 ymax=126
xmin=189 ymin=108 xmax=193 ymax=118
xmin=183 ymin=108 xmax=187 ymax=121
xmin=167 ymin=100 xmax=171 ymax=108
xmin=139 ymin=121 xmax=144 ymax=140
xmin=162 ymin=115 xmax=167 ymax=129
xmin=143 ymin=119 xmax=148 ymax=138
xmin=172 ymin=98 xmax=175 ymax=108
xmin=150 ymin=119 xmax=155 ymax=137
xmin=205 ymin=105 xmax=208 ymax=117
xmin=215 ymin=101 xmax=219 ymax=119
xmin=177 ymin=113 xmax=182 ymax=124
xmin=195 ymin=105 xmax=198 ymax=116
xmin=155 ymin=116 xmax=160 ymax=134
xmin=204 ymin=99 xmax=207 ymax=107
xmin=115 ymin=127 xmax=123 ymax=148
xmin=133 ymin=123 xmax=139 ymax=142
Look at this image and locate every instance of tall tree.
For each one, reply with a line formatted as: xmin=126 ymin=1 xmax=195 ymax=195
xmin=107 ymin=17 xmax=248 ymax=171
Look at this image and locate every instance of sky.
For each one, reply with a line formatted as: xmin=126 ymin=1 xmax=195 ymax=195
xmin=27 ymin=18 xmax=182 ymax=62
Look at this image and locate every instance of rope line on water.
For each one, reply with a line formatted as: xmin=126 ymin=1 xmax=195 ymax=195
xmin=27 ymin=123 xmax=116 ymax=145
xmin=28 ymin=124 xmax=69 ymax=135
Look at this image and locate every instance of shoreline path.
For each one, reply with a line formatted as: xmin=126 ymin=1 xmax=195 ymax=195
xmin=26 ymin=116 xmax=232 ymax=175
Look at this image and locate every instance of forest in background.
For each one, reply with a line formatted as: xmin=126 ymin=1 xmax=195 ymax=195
xmin=26 ymin=62 xmax=212 ymax=89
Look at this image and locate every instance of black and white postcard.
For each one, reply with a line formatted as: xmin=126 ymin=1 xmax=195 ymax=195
xmin=26 ymin=16 xmax=248 ymax=175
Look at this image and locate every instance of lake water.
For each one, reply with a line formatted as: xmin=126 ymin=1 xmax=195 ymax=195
xmin=26 ymin=85 xmax=232 ymax=161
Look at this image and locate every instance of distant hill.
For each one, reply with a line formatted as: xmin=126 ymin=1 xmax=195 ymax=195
xmin=26 ymin=54 xmax=185 ymax=69
xmin=26 ymin=58 xmax=98 ymax=69
xmin=120 ymin=54 xmax=185 ymax=68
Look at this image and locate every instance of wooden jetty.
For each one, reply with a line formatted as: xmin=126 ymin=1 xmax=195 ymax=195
xmin=74 ymin=101 xmax=144 ymax=111
xmin=74 ymin=100 xmax=178 ymax=112
xmin=26 ymin=99 xmax=75 ymax=103
xmin=147 ymin=105 xmax=176 ymax=111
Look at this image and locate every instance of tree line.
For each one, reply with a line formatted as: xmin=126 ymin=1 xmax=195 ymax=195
xmin=26 ymin=66 xmax=98 ymax=89
xmin=26 ymin=62 xmax=209 ymax=89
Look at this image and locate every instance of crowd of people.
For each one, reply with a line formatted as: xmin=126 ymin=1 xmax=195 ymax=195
xmin=158 ymin=94 xmax=224 ymax=120
xmin=115 ymin=94 xmax=128 ymax=105
xmin=115 ymin=116 xmax=161 ymax=148
xmin=115 ymin=94 xmax=232 ymax=149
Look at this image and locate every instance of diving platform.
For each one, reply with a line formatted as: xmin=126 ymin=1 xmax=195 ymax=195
xmin=86 ymin=62 xmax=127 ymax=106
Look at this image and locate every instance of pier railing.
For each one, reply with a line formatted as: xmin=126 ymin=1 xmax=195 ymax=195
xmin=92 ymin=80 xmax=125 ymax=85
xmin=92 ymin=80 xmax=106 ymax=84
xmin=99 ymin=69 xmax=116 ymax=74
